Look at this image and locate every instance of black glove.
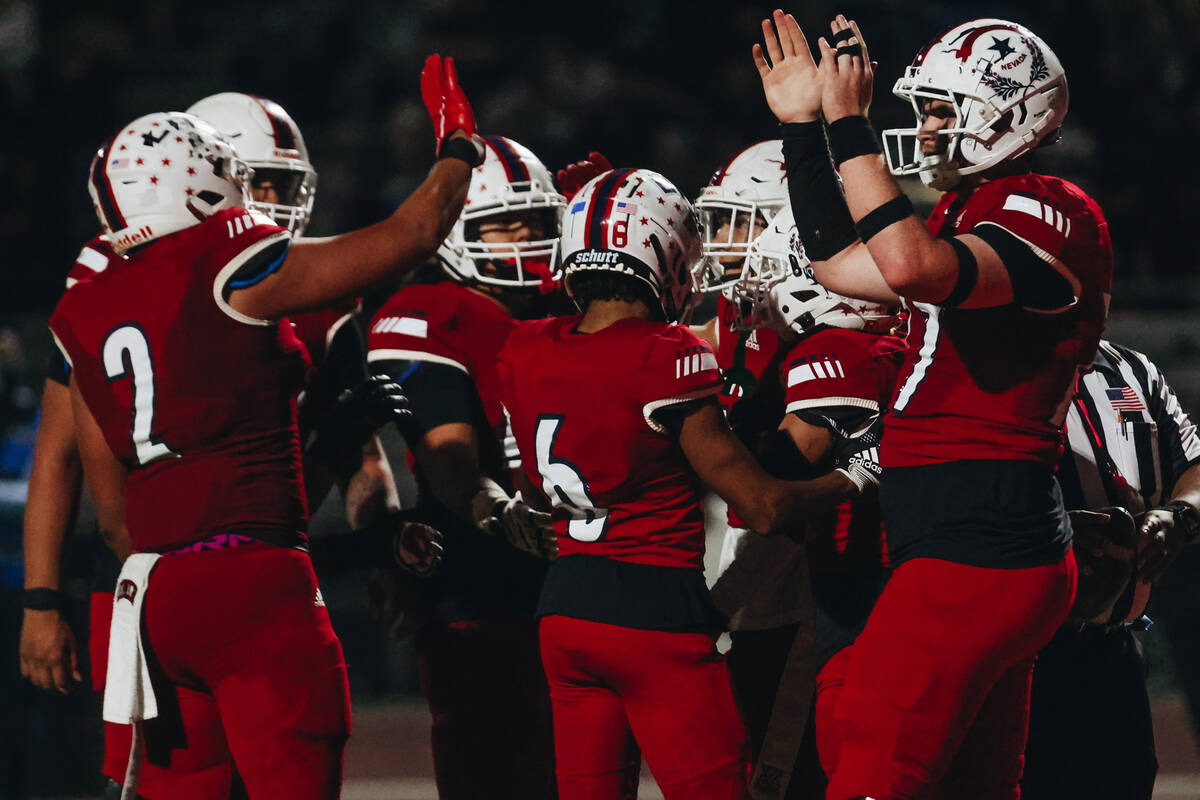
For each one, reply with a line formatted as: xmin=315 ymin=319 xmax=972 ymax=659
xmin=306 ymin=375 xmax=413 ymax=468
xmin=830 ymin=413 xmax=883 ymax=494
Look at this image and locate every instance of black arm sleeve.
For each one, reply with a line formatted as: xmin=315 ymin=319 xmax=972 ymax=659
xmin=371 ymin=359 xmax=476 ymax=437
xmin=970 ymin=224 xmax=1077 ymax=312
xmin=45 ymin=340 xmax=70 ymax=387
xmin=780 ymin=122 xmax=859 ymax=261
xmin=651 ymin=395 xmax=720 ymax=439
xmin=757 ymin=428 xmax=819 ymax=480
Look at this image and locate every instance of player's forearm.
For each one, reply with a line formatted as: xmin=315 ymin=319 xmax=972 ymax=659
xmin=284 ymin=157 xmax=471 ymax=311
xmin=750 ymin=472 xmax=856 ymax=537
xmin=23 ymin=456 xmax=82 ymax=589
xmin=837 ymin=154 xmax=954 ymax=301
xmin=343 ymin=446 xmax=400 ymax=530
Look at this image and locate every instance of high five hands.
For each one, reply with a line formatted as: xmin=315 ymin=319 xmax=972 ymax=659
xmin=753 ymin=10 xmax=877 ymax=124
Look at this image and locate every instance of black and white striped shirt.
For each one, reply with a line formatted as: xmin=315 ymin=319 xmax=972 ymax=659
xmin=1059 ymin=341 xmax=1200 ymax=513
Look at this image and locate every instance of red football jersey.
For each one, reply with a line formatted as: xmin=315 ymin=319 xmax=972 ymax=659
xmin=784 ymin=328 xmax=905 ymax=570
xmin=50 ymin=208 xmax=309 ymax=553
xmin=714 ymin=294 xmax=784 ymax=413
xmin=367 ymin=282 xmax=517 ymax=450
xmin=66 ymin=236 xmax=122 ymax=290
xmin=498 ymin=316 xmax=722 ymax=569
xmin=289 ymin=308 xmax=349 ymax=371
xmin=885 ymin=173 xmax=1113 ymax=467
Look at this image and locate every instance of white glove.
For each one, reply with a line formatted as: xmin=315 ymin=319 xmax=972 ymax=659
xmin=472 ymin=479 xmax=558 ymax=560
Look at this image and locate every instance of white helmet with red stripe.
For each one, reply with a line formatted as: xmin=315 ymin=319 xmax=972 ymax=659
xmin=561 ymin=168 xmax=704 ymax=323
xmin=89 ymin=112 xmax=251 ymax=254
xmin=186 ymin=92 xmax=317 ymax=234
xmin=693 ymin=139 xmax=788 ymax=292
xmin=883 ymin=19 xmax=1068 ymax=190
xmin=732 ymin=206 xmax=899 ymax=334
xmin=438 ymin=136 xmax=566 ymax=291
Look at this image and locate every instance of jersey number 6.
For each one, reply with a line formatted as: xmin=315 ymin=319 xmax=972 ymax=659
xmin=534 ymin=414 xmax=607 ymax=541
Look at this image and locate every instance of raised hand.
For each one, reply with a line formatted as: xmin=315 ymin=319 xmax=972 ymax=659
xmin=557 ymin=152 xmax=614 ymax=201
xmin=816 ymin=15 xmax=876 ymax=121
xmin=420 ymin=54 xmax=478 ymax=154
xmin=752 ymin=9 xmax=823 ymax=124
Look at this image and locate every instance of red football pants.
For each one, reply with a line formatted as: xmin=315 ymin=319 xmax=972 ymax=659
xmin=92 ymin=592 xmax=238 ymax=798
xmin=416 ymin=616 xmax=558 ymax=800
xmin=539 ymin=615 xmax=749 ymax=800
xmin=825 ymin=554 xmax=1076 ymax=800
xmin=100 ymin=544 xmax=350 ymax=799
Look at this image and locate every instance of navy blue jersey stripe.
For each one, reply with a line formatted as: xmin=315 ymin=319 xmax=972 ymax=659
xmin=485 ymin=136 xmax=529 ymax=182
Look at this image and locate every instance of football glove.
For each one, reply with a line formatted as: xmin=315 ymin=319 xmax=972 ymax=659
xmin=472 ymin=478 xmax=558 ymax=560
xmin=306 ymin=374 xmax=414 ymax=468
xmin=393 ymin=520 xmax=444 ymax=578
xmin=556 ymin=152 xmax=613 ymax=200
xmin=421 ymin=54 xmax=477 ymax=155
xmin=831 ymin=413 xmax=883 ymax=494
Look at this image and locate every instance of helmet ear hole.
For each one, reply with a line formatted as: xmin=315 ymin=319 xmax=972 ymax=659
xmin=197 ymin=190 xmax=224 ymax=206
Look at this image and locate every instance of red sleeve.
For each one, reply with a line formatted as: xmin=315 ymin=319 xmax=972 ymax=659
xmin=208 ymin=208 xmax=292 ymax=324
xmin=961 ymin=178 xmax=1110 ymax=313
xmin=640 ymin=325 xmax=722 ymax=434
xmin=66 ymin=236 xmax=119 ymax=290
xmin=783 ymin=331 xmax=882 ymax=415
xmin=367 ymin=287 xmax=467 ymax=374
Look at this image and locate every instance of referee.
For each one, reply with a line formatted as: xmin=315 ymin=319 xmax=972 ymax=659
xmin=1022 ymin=340 xmax=1200 ymax=800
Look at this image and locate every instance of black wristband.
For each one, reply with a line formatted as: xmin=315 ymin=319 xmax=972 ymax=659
xmin=1163 ymin=500 xmax=1200 ymax=544
xmin=438 ymin=136 xmax=485 ymax=168
xmin=779 ymin=122 xmax=859 ymax=262
xmin=855 ymin=195 xmax=915 ymax=243
xmin=941 ymin=238 xmax=980 ymax=307
xmin=826 ymin=116 xmax=882 ymax=167
xmin=22 ymin=588 xmax=69 ymax=612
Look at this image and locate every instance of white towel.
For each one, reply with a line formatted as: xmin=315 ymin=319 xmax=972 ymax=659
xmin=103 ymin=553 xmax=161 ymax=725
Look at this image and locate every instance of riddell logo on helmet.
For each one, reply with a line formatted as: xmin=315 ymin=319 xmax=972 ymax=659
xmin=112 ymin=226 xmax=154 ymax=250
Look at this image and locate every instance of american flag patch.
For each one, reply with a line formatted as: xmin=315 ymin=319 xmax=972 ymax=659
xmin=1106 ymin=386 xmax=1145 ymax=412
xmin=614 ymin=201 xmax=638 ymax=215
xmin=571 ymin=202 xmax=587 ymax=214
xmin=109 ymin=158 xmax=130 ymax=168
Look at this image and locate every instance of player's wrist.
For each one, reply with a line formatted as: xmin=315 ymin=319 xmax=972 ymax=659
xmin=438 ymin=135 xmax=485 ymax=168
xmin=21 ymin=587 xmax=69 ymax=612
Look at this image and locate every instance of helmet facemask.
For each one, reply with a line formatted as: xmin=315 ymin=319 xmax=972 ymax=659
xmin=247 ymin=165 xmax=317 ymax=235
xmin=457 ymin=203 xmax=564 ymax=292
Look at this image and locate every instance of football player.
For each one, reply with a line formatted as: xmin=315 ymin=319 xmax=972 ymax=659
xmin=365 ymin=135 xmax=564 ymax=799
xmin=754 ymin=13 xmax=1112 ymax=798
xmin=496 ymin=167 xmax=882 ymax=800
xmin=713 ymin=207 xmax=903 ymax=799
xmin=50 ymin=54 xmax=478 ymax=799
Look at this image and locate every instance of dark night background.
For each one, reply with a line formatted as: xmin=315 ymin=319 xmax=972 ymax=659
xmin=0 ymin=0 xmax=1197 ymax=313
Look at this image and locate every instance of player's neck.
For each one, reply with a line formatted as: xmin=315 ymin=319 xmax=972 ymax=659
xmin=577 ymin=298 xmax=653 ymax=333
xmin=960 ymin=155 xmax=1034 ymax=195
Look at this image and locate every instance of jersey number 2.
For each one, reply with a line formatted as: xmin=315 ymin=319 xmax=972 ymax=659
xmin=102 ymin=325 xmax=177 ymax=465
xmin=535 ymin=414 xmax=607 ymax=541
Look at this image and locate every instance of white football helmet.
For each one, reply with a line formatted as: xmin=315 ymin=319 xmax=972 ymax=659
xmin=186 ymin=92 xmax=317 ymax=234
xmin=694 ymin=140 xmax=789 ymax=292
xmin=562 ymin=168 xmax=704 ymax=323
xmin=883 ymin=19 xmax=1068 ymax=190
xmin=89 ymin=112 xmax=251 ymax=254
xmin=438 ymin=136 xmax=566 ymax=291
xmin=732 ymin=207 xmax=899 ymax=334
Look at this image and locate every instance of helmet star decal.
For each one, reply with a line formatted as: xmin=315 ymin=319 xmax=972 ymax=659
xmin=987 ymin=36 xmax=1016 ymax=60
